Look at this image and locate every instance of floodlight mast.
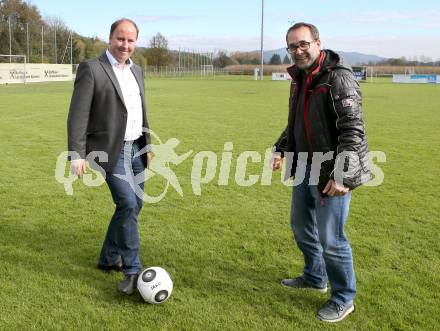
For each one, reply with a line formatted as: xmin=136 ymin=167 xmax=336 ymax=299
xmin=260 ymin=0 xmax=264 ymax=80
xmin=9 ymin=18 xmax=12 ymax=63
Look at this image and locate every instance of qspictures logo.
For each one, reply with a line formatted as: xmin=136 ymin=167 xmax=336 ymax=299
xmin=55 ymin=129 xmax=386 ymax=203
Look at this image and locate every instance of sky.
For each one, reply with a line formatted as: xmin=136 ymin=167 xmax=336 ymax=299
xmin=29 ymin=0 xmax=440 ymax=60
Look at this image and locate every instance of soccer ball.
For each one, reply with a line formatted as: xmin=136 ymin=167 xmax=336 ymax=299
xmin=137 ymin=267 xmax=173 ymax=304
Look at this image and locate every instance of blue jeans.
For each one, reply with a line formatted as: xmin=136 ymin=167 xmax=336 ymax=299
xmin=99 ymin=140 xmax=145 ymax=275
xmin=290 ymin=170 xmax=356 ymax=305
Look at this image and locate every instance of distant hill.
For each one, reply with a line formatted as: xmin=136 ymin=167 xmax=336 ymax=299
xmin=263 ymin=48 xmax=386 ymax=66
xmin=336 ymin=51 xmax=386 ymax=65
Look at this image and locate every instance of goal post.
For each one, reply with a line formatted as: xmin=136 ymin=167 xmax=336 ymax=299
xmin=201 ymin=64 xmax=214 ymax=76
xmin=0 ymin=54 xmax=27 ymax=84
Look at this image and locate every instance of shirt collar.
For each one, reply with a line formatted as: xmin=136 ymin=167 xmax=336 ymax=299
xmin=106 ymin=49 xmax=133 ymax=69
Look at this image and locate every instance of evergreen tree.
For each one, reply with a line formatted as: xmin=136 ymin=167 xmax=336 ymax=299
xmin=269 ymin=53 xmax=281 ymax=65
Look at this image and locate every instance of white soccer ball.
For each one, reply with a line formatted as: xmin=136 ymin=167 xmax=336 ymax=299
xmin=137 ymin=267 xmax=173 ymax=304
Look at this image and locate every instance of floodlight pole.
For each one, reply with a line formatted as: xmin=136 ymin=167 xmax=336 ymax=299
xmin=178 ymin=47 xmax=181 ymax=72
xmin=54 ymin=28 xmax=57 ymax=64
xmin=70 ymin=31 xmax=73 ymax=65
xmin=26 ymin=23 xmax=29 ymax=61
xmin=9 ymin=18 xmax=12 ymax=63
xmin=259 ymin=0 xmax=264 ymax=80
xmin=41 ymin=25 xmax=44 ymax=63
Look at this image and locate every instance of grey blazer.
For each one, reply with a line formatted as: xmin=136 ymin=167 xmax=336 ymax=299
xmin=67 ymin=52 xmax=151 ymax=173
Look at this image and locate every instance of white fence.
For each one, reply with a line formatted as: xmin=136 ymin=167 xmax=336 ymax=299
xmin=0 ymin=63 xmax=72 ymax=84
xmin=144 ymin=66 xmax=226 ymax=78
xmin=393 ymin=74 xmax=440 ymax=84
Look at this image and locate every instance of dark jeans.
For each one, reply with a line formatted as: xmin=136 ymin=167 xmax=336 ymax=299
xmin=98 ymin=140 xmax=145 ymax=275
xmin=290 ymin=167 xmax=356 ymax=305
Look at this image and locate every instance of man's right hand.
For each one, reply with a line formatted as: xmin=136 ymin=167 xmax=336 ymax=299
xmin=70 ymin=159 xmax=87 ymax=177
xmin=269 ymin=153 xmax=283 ymax=171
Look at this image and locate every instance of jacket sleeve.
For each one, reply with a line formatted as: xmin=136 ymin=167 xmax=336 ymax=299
xmin=329 ymin=69 xmax=371 ymax=188
xmin=141 ymin=68 xmax=152 ymax=150
xmin=67 ymin=61 xmax=95 ymax=159
xmin=273 ymin=126 xmax=288 ymax=155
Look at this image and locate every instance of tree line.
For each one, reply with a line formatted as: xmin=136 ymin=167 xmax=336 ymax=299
xmin=212 ymin=51 xmax=291 ymax=67
xmin=0 ymin=0 xmax=180 ymax=67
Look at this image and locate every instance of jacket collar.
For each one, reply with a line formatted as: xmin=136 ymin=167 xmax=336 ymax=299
xmin=98 ymin=52 xmax=145 ymax=109
xmin=105 ymin=49 xmax=133 ymax=69
xmin=98 ymin=52 xmax=126 ymax=108
xmin=286 ymin=49 xmax=352 ymax=81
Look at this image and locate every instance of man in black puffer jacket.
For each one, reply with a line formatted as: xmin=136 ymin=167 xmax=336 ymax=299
xmin=270 ymin=22 xmax=372 ymax=323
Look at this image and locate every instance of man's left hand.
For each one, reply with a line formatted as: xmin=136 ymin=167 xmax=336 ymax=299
xmin=146 ymin=152 xmax=153 ymax=168
xmin=323 ymin=179 xmax=349 ymax=196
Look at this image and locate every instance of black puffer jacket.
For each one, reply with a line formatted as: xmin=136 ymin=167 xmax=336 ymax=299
xmin=274 ymin=49 xmax=372 ymax=191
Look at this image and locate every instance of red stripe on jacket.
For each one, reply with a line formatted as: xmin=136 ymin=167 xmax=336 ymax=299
xmin=303 ymin=51 xmax=325 ymax=150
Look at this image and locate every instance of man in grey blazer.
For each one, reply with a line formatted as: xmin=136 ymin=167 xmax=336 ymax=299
xmin=68 ymin=18 xmax=152 ymax=295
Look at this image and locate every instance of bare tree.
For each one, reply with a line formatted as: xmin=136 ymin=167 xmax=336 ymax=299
xmin=146 ymin=32 xmax=171 ymax=66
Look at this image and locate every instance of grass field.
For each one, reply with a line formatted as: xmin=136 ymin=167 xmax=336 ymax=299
xmin=0 ymin=76 xmax=439 ymax=330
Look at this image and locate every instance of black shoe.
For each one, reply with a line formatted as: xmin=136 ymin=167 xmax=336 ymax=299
xmin=97 ymin=263 xmax=123 ymax=272
xmin=118 ymin=274 xmax=139 ymax=295
xmin=97 ymin=258 xmax=123 ymax=272
xmin=281 ymin=275 xmax=328 ymax=293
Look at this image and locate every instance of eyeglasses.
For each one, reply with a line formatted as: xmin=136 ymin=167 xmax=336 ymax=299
xmin=286 ymin=40 xmax=316 ymax=54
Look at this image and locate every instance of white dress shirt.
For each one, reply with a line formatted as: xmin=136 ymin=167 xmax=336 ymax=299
xmin=106 ymin=50 xmax=143 ymax=141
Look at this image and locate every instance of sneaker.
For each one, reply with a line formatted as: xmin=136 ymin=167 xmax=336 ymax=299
xmin=118 ymin=273 xmax=139 ymax=295
xmin=317 ymin=300 xmax=355 ymax=323
xmin=281 ymin=276 xmax=328 ymax=293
